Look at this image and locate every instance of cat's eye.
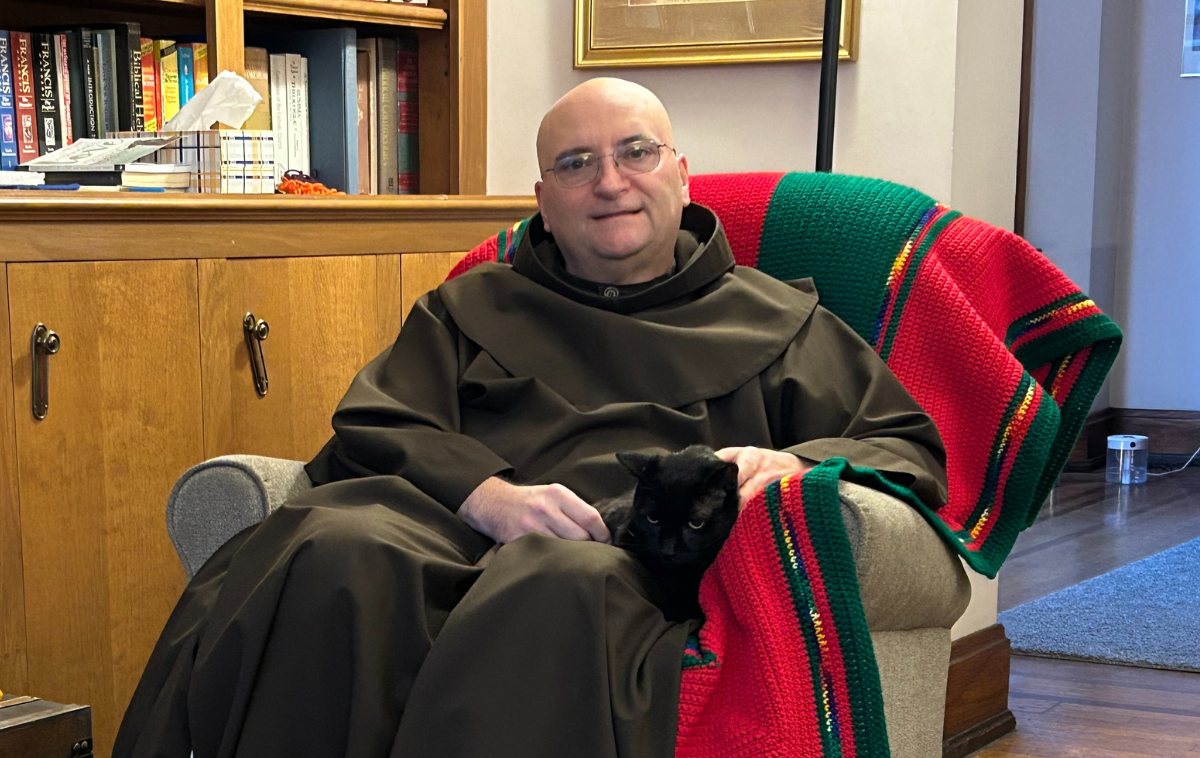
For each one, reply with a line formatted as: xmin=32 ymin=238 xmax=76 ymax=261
xmin=646 ymin=516 xmax=658 ymax=524
xmin=688 ymin=520 xmax=705 ymax=530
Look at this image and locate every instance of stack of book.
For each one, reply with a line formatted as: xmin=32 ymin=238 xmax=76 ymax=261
xmin=142 ymin=39 xmax=209 ymax=131
xmin=0 ymin=25 xmax=154 ymax=168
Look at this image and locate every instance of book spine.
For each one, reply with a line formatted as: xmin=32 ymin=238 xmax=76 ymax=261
xmin=54 ymin=35 xmax=72 ymax=144
xmin=64 ymin=31 xmax=88 ymax=140
xmin=364 ymin=40 xmax=377 ymax=193
xmin=193 ymin=43 xmax=208 ymax=91
xmin=285 ymin=53 xmax=305 ymax=176
xmin=112 ymin=23 xmax=142 ymax=131
xmin=242 ymin=47 xmax=270 ymax=130
xmin=177 ymin=44 xmax=193 ymax=106
xmin=269 ymin=53 xmax=287 ymax=183
xmin=32 ymin=34 xmax=62 ymax=154
xmin=80 ymin=31 xmax=98 ymax=139
xmin=355 ymin=48 xmax=370 ymax=195
xmin=96 ymin=31 xmax=118 ymax=136
xmin=0 ymin=32 xmax=17 ymax=170
xmin=397 ymin=41 xmax=419 ymax=194
xmin=159 ymin=42 xmax=179 ymax=124
xmin=376 ymin=38 xmax=397 ymax=195
xmin=11 ymin=32 xmax=37 ymax=162
xmin=140 ymin=38 xmax=157 ymax=131
xmin=299 ymin=56 xmax=309 ymax=175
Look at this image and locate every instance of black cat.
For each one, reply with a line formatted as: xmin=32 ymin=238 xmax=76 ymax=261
xmin=596 ymin=445 xmax=741 ymax=622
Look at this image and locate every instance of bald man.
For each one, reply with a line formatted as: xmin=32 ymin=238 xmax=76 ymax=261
xmin=116 ymin=78 xmax=946 ymax=758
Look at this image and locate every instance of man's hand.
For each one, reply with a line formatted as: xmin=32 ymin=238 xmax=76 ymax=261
xmin=715 ymin=447 xmax=815 ymax=509
xmin=459 ymin=476 xmax=611 ymax=544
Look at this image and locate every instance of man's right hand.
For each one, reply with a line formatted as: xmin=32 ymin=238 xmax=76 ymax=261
xmin=458 ymin=476 xmax=611 ymax=544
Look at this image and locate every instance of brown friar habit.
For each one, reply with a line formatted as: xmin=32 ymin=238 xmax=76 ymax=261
xmin=115 ymin=204 xmax=948 ymax=758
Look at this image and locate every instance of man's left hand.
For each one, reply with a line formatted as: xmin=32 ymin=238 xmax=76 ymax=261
xmin=714 ymin=447 xmax=814 ymax=509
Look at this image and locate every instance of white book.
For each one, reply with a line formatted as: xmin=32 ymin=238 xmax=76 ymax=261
xmin=285 ymin=53 xmax=305 ymax=177
xmin=299 ymin=56 xmax=310 ymax=176
xmin=269 ymin=54 xmax=288 ymax=183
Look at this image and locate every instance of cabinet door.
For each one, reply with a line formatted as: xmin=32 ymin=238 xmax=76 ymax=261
xmin=0 ymin=265 xmax=27 ymax=695
xmin=199 ymin=255 xmax=401 ymax=462
xmin=7 ymin=261 xmax=203 ymax=758
xmin=401 ymin=252 xmax=467 ymax=323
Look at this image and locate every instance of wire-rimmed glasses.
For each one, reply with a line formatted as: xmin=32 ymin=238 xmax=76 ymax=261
xmin=542 ymin=140 xmax=676 ymax=188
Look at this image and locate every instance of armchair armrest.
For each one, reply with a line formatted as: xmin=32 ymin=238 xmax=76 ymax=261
xmin=167 ymin=455 xmax=313 ymax=579
xmin=840 ymin=481 xmax=971 ymax=631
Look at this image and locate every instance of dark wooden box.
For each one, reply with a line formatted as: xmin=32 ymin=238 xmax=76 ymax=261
xmin=0 ymin=695 xmax=92 ymax=758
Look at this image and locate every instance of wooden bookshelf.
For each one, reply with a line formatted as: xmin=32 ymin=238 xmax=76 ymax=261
xmin=243 ymin=0 xmax=447 ymax=29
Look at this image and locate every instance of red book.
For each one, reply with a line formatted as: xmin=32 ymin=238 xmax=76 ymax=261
xmin=55 ymin=34 xmax=72 ymax=145
xmin=140 ymin=38 xmax=158 ymax=131
xmin=396 ymin=44 xmax=419 ymax=194
xmin=11 ymin=32 xmax=37 ymax=164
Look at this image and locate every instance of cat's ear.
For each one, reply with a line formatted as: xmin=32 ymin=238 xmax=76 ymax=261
xmin=711 ymin=460 xmax=740 ymax=486
xmin=617 ymin=451 xmax=658 ymax=481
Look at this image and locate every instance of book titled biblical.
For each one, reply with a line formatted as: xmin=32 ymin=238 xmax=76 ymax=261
xmin=242 ymin=47 xmax=271 ymax=130
xmin=0 ymin=32 xmax=17 ymax=169
xmin=31 ymin=34 xmax=62 ymax=154
xmin=11 ymin=32 xmax=37 ymax=162
xmin=140 ymin=38 xmax=158 ymax=131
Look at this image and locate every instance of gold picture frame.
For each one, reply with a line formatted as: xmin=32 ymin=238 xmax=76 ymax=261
xmin=575 ymin=0 xmax=860 ymax=68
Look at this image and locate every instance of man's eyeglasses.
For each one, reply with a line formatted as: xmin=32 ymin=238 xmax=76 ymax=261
xmin=542 ymin=140 xmax=676 ymax=188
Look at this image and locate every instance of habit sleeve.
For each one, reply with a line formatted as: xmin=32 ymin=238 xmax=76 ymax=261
xmin=762 ymin=305 xmax=949 ymax=510
xmin=305 ymin=292 xmax=514 ymax=512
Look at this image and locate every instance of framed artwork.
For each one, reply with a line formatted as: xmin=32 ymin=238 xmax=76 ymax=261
xmin=575 ymin=0 xmax=860 ymax=68
xmin=1186 ymin=0 xmax=1200 ymax=76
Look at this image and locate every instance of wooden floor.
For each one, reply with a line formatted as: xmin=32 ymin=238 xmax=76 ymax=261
xmin=973 ymin=468 xmax=1200 ymax=757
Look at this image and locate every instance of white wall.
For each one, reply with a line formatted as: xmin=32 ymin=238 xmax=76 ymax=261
xmin=487 ymin=0 xmax=1025 ymax=638
xmin=1108 ymin=0 xmax=1200 ymax=410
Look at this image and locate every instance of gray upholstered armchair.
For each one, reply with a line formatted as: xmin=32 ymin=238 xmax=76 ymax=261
xmin=166 ymin=455 xmax=970 ymax=758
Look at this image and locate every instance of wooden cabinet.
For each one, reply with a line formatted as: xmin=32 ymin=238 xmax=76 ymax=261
xmin=0 ymin=195 xmax=535 ymax=758
xmin=6 ymin=261 xmax=204 ymax=757
xmin=199 ymin=255 xmax=401 ymax=462
xmin=401 ymin=252 xmax=468 ymax=322
xmin=0 ymin=266 xmax=27 ymax=698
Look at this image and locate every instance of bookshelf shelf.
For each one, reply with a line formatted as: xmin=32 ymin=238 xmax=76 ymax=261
xmin=243 ymin=0 xmax=447 ymax=29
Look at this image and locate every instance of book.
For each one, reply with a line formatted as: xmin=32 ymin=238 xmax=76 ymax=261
xmin=300 ymin=57 xmax=309 ymax=174
xmin=122 ymin=162 xmax=190 ymax=189
xmin=80 ymin=30 xmax=99 ymax=139
xmin=268 ymin=53 xmax=287 ymax=182
xmin=0 ymin=32 xmax=17 ymax=170
xmin=284 ymin=53 xmax=306 ymax=175
xmin=354 ymin=47 xmax=370 ymax=195
xmin=59 ymin=30 xmax=89 ymax=141
xmin=11 ymin=32 xmax=38 ymax=163
xmin=357 ymin=38 xmax=377 ymax=193
xmin=53 ymin=34 xmax=71 ymax=145
xmin=140 ymin=38 xmax=158 ymax=131
xmin=397 ymin=39 xmax=419 ymax=193
xmin=254 ymin=27 xmax=357 ymax=193
xmin=0 ymin=168 xmax=43 ymax=186
xmin=242 ymin=47 xmax=270 ymax=130
xmin=94 ymin=30 xmax=119 ymax=136
xmin=31 ymin=34 xmax=62 ymax=155
xmin=158 ymin=41 xmax=180 ymax=124
xmin=100 ymin=23 xmax=143 ymax=131
xmin=193 ymin=43 xmax=208 ymax=91
xmin=375 ymin=37 xmax=397 ymax=195
xmin=178 ymin=43 xmax=194 ymax=106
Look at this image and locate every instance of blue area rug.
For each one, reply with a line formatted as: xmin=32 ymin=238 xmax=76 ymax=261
xmin=999 ymin=536 xmax=1200 ymax=672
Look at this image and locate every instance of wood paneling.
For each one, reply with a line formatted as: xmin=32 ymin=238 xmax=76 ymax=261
xmin=207 ymin=0 xmax=245 ymax=77
xmin=199 ymin=255 xmax=401 ymax=462
xmin=0 ymin=266 xmax=28 ymax=695
xmin=458 ymin=0 xmax=487 ymax=195
xmin=243 ymin=0 xmax=446 ymax=27
xmin=943 ymin=624 xmax=1015 ymax=758
xmin=418 ymin=0 xmax=458 ymax=195
xmin=401 ymin=252 xmax=466 ymax=323
xmin=7 ymin=261 xmax=202 ymax=758
xmin=0 ymin=195 xmax=536 ymax=264
xmin=975 ymin=656 xmax=1200 ymax=758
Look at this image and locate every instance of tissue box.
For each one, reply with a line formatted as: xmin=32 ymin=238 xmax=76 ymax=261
xmin=113 ymin=130 xmax=277 ymax=194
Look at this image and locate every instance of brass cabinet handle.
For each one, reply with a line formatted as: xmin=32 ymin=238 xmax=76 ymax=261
xmin=30 ymin=323 xmax=61 ymax=420
xmin=243 ymin=312 xmax=270 ymax=397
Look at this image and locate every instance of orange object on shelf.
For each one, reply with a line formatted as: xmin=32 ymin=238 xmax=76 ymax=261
xmin=277 ymin=170 xmax=343 ymax=196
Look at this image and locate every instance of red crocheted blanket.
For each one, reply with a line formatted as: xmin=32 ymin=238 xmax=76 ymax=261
xmin=449 ymin=172 xmax=1122 ymax=757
